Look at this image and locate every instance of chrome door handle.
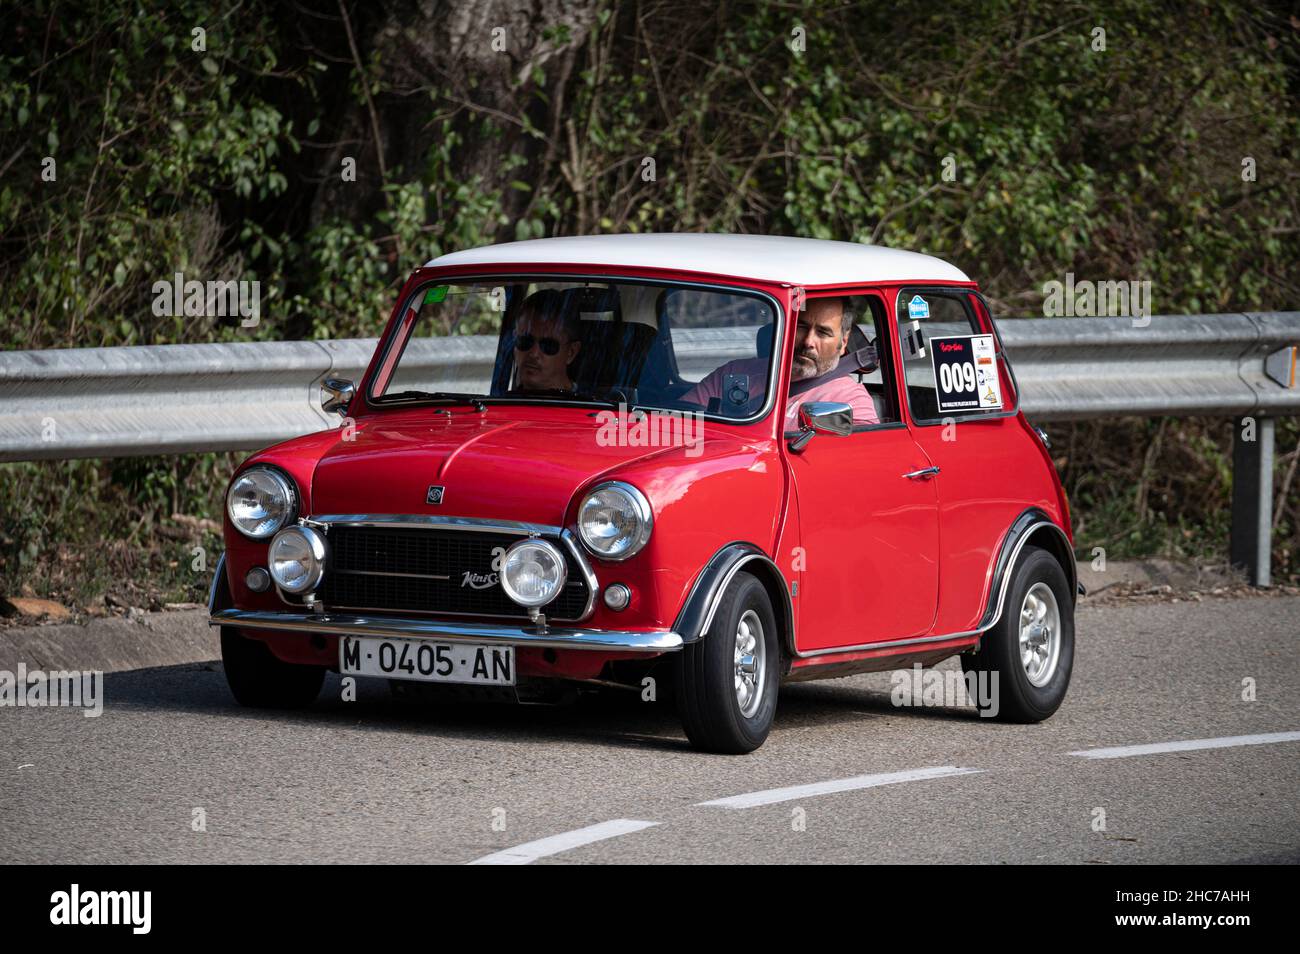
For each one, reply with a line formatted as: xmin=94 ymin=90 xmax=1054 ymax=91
xmin=903 ymin=466 xmax=940 ymax=480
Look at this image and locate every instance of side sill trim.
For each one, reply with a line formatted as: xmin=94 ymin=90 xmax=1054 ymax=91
xmin=794 ymin=629 xmax=979 ymax=659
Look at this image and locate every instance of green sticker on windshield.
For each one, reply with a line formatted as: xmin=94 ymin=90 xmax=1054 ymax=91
xmin=424 ymin=286 xmax=448 ymax=304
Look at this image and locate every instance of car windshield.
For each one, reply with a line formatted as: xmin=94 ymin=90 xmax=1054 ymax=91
xmin=368 ymin=278 xmax=779 ymax=420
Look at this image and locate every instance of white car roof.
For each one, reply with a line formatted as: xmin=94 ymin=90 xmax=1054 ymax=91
xmin=425 ymin=233 xmax=971 ymax=285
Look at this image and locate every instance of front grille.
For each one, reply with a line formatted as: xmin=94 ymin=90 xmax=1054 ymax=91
xmin=315 ymin=526 xmax=589 ymax=621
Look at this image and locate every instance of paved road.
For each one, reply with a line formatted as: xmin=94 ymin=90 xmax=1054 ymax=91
xmin=3 ymin=596 xmax=1298 ymax=863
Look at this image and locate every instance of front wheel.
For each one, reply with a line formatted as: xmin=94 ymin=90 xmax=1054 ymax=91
xmin=675 ymin=571 xmax=780 ymax=753
xmin=221 ymin=626 xmax=325 ymax=709
xmin=961 ymin=545 xmax=1074 ymax=722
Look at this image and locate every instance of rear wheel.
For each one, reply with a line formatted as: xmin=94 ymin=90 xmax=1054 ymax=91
xmin=221 ymin=626 xmax=325 ymax=709
xmin=675 ymin=571 xmax=779 ymax=753
xmin=961 ymin=546 xmax=1073 ymax=722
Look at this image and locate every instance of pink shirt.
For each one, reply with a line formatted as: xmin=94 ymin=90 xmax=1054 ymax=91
xmin=684 ymin=358 xmax=879 ymax=430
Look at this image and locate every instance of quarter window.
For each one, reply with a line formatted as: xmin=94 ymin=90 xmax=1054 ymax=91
xmin=895 ymin=290 xmax=1013 ymax=424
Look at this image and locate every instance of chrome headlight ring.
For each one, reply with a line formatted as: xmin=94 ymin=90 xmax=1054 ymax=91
xmin=577 ymin=480 xmax=653 ymax=561
xmin=226 ymin=466 xmax=297 ymax=540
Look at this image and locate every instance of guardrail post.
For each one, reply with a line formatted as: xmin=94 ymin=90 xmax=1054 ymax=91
xmin=1230 ymin=416 xmax=1275 ymax=586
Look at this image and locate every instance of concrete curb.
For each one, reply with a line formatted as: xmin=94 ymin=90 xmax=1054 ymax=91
xmin=0 ymin=609 xmax=216 ymax=674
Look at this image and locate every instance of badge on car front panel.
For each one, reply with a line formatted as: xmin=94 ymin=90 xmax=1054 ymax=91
xmin=426 ymin=485 xmax=445 ymax=505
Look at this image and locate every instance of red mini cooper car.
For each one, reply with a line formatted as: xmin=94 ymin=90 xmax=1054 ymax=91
xmin=211 ymin=234 xmax=1078 ymax=753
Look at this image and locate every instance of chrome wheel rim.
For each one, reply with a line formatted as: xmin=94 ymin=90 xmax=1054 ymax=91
xmin=734 ymin=609 xmax=766 ymax=718
xmin=1019 ymin=582 xmax=1061 ymax=687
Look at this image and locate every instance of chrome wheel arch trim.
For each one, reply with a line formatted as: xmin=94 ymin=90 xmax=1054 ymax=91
xmin=978 ymin=508 xmax=1076 ymax=633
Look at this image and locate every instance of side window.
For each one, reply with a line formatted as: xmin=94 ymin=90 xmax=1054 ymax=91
xmin=660 ymin=289 xmax=777 ymax=419
xmin=840 ymin=295 xmax=900 ymax=428
xmin=895 ymin=290 xmax=1010 ymax=425
xmin=782 ymin=294 xmax=900 ymax=434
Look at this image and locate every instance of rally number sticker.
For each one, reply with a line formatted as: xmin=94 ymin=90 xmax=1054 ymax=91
xmin=930 ymin=334 xmax=1003 ymax=413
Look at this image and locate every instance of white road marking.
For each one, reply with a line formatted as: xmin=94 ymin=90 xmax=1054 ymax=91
xmin=463 ymin=733 xmax=1300 ymax=862
xmin=468 ymin=819 xmax=660 ymax=865
xmin=1068 ymin=731 xmax=1300 ymax=760
xmin=695 ymin=765 xmax=985 ymax=809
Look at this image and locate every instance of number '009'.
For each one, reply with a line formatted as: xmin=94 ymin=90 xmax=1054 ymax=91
xmin=940 ymin=362 xmax=976 ymax=392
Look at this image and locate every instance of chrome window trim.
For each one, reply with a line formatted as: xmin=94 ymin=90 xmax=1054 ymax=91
xmin=305 ymin=514 xmax=598 ymax=622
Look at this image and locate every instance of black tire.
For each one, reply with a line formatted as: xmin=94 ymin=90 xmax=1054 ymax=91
xmin=675 ymin=571 xmax=780 ymax=753
xmin=221 ymin=626 xmax=325 ymax=709
xmin=961 ymin=545 xmax=1073 ymax=722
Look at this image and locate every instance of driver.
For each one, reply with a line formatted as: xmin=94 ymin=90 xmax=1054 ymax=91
xmin=511 ymin=289 xmax=582 ymax=393
xmin=684 ymin=296 xmax=878 ymax=428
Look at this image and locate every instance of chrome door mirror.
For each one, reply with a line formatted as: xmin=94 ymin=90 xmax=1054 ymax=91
xmin=321 ymin=378 xmax=354 ymax=416
xmin=799 ymin=401 xmax=853 ymax=436
xmin=788 ymin=401 xmax=853 ymax=451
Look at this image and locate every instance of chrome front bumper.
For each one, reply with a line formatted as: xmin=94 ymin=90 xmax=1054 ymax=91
xmin=209 ymin=608 xmax=683 ymax=653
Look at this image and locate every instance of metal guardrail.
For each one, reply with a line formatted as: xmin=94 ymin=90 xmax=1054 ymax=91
xmin=1000 ymin=312 xmax=1299 ymax=420
xmin=1 ymin=313 xmax=1295 ymax=462
xmin=1 ymin=312 xmax=1297 ymax=580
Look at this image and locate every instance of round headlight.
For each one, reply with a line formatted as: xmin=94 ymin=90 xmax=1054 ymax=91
xmin=226 ymin=468 xmax=296 ymax=539
xmin=500 ymin=539 xmax=568 ymax=608
xmin=268 ymin=526 xmax=327 ymax=594
xmin=578 ymin=481 xmax=653 ymax=561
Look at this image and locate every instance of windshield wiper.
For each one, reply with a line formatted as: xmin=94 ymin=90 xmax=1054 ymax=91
xmin=382 ymin=390 xmax=487 ymax=411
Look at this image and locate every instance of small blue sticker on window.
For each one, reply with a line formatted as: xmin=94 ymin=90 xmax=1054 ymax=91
xmin=908 ymin=295 xmax=929 ymax=320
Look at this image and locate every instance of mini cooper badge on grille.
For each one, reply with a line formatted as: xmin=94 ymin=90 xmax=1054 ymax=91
xmin=426 ymin=485 xmax=445 ymax=505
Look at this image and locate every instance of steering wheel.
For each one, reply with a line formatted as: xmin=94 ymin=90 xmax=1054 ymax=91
xmin=599 ymin=385 xmax=639 ymax=407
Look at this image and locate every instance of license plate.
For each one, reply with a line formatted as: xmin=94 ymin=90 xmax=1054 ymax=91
xmin=339 ymin=636 xmax=515 ymax=686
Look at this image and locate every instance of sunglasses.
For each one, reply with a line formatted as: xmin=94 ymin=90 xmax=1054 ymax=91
xmin=515 ymin=334 xmax=564 ymax=356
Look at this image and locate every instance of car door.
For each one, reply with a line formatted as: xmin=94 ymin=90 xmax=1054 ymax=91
xmin=893 ymin=287 xmax=1042 ymax=635
xmin=784 ymin=292 xmax=940 ymax=652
